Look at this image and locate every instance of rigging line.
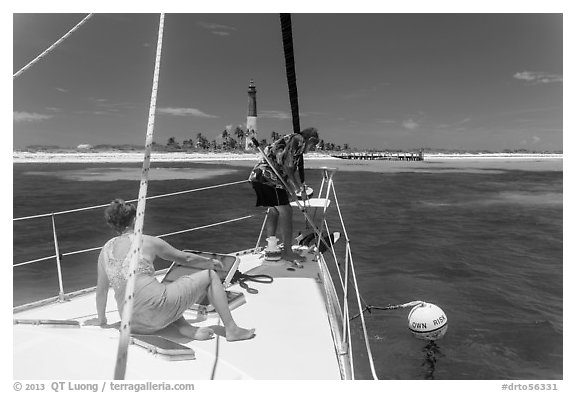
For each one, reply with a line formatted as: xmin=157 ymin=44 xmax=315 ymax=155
xmin=114 ymin=13 xmax=165 ymax=381
xmin=12 ymin=255 xmax=56 ymax=268
xmin=13 ymin=180 xmax=249 ymax=222
xmin=279 ymin=14 xmax=301 ymax=134
xmin=156 ymin=215 xmax=256 ymax=238
xmin=13 ymin=14 xmax=94 ymax=79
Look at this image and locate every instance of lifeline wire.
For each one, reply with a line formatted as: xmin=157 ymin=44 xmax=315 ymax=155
xmin=13 ymin=214 xmax=257 ymax=268
xmin=114 ymin=13 xmax=165 ymax=380
xmin=13 ymin=180 xmax=248 ymax=221
xmin=13 ymin=14 xmax=93 ymax=79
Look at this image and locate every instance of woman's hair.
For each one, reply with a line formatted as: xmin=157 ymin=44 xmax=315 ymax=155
xmin=104 ymin=198 xmax=136 ymax=234
xmin=301 ymin=128 xmax=319 ymax=145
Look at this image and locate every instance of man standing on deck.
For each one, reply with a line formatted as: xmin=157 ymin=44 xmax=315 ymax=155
xmin=248 ymin=129 xmax=318 ymax=262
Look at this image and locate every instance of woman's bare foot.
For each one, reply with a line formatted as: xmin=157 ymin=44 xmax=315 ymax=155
xmin=178 ymin=324 xmax=215 ymax=341
xmin=226 ymin=326 xmax=256 ymax=342
xmin=193 ymin=326 xmax=215 ymax=340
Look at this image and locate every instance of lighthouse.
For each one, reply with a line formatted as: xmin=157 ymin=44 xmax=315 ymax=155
xmin=246 ymin=79 xmax=257 ymax=150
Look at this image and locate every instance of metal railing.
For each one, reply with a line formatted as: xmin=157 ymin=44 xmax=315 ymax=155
xmin=309 ymin=167 xmax=379 ymax=379
xmin=13 ymin=179 xmax=254 ymax=302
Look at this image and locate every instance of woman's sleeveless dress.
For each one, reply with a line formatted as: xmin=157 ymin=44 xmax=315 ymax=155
xmin=100 ymin=234 xmax=206 ymax=334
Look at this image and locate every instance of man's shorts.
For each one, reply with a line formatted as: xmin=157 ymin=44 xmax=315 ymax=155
xmin=251 ymin=182 xmax=290 ymax=207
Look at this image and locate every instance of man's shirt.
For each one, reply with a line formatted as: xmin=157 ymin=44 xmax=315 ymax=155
xmin=248 ymin=133 xmax=305 ymax=189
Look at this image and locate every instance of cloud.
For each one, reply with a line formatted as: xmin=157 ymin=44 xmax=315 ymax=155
xmin=260 ymin=110 xmax=291 ymax=120
xmin=513 ymin=71 xmax=562 ymax=84
xmin=402 ymin=119 xmax=420 ymax=130
xmin=55 ymin=87 xmax=69 ymax=93
xmin=157 ymin=107 xmax=218 ymax=118
xmin=532 ymin=136 xmax=541 ymax=144
xmin=13 ymin=111 xmax=53 ymax=122
xmin=197 ymin=21 xmax=237 ymax=36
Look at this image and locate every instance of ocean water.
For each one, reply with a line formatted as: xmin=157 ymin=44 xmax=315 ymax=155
xmin=12 ymin=160 xmax=563 ymax=380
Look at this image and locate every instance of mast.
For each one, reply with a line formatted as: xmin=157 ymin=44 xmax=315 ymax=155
xmin=279 ymin=14 xmax=300 ymax=135
xmin=246 ymin=79 xmax=258 ymax=149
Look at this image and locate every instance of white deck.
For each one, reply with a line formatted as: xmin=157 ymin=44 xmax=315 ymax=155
xmin=13 ymin=249 xmax=344 ymax=380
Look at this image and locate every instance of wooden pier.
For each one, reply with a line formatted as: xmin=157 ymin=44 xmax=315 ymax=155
xmin=332 ymin=151 xmax=424 ymax=161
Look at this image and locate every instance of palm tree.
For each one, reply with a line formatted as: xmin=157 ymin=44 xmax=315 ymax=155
xmin=195 ymin=133 xmax=209 ymax=149
xmin=221 ymin=129 xmax=230 ymax=149
xmin=234 ymin=126 xmax=245 ymax=149
xmin=234 ymin=126 xmax=244 ymax=140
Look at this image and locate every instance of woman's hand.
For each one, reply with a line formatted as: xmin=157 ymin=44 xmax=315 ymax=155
xmin=205 ymin=258 xmax=224 ymax=270
xmin=183 ymin=252 xmax=224 ymax=270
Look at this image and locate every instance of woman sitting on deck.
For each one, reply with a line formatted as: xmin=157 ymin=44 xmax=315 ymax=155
xmin=85 ymin=199 xmax=255 ymax=342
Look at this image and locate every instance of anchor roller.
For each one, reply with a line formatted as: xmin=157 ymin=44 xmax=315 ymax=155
xmin=407 ymin=302 xmax=448 ymax=340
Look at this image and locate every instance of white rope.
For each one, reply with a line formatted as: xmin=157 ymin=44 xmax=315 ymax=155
xmin=114 ymin=13 xmax=165 ymax=380
xmin=13 ymin=14 xmax=93 ymax=79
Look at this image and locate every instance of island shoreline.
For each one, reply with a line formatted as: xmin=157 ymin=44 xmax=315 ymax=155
xmin=13 ymin=151 xmax=563 ymax=164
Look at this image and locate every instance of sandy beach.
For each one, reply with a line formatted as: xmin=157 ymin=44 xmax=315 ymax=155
xmin=12 ymin=151 xmax=563 ymax=173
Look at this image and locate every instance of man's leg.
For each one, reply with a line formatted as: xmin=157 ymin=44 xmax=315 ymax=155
xmin=265 ymin=207 xmax=279 ymax=238
xmin=277 ymin=204 xmax=305 ymax=261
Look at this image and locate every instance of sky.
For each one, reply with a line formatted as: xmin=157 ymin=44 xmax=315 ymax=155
xmin=12 ymin=9 xmax=564 ymax=151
